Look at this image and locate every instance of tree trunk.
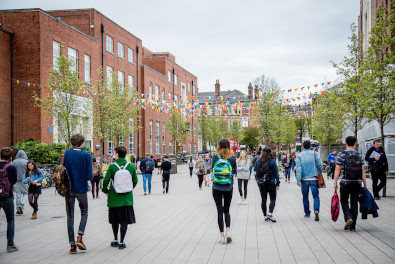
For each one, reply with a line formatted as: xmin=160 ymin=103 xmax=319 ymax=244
xmin=354 ymin=118 xmax=359 ymax=151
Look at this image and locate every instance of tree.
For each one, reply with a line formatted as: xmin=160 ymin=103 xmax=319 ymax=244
xmin=228 ymin=120 xmax=243 ymax=149
xmin=361 ymin=4 xmax=395 ymax=148
xmin=280 ymin=115 xmax=297 ymax=151
xmin=207 ymin=119 xmax=228 ymax=154
xmin=241 ymin=126 xmax=260 ymax=150
xmin=33 ymin=54 xmax=89 ymax=146
xmin=332 ymin=23 xmax=366 ymax=140
xmin=197 ymin=108 xmax=210 ymax=151
xmin=165 ymin=109 xmax=190 ymax=164
xmin=295 ymin=118 xmax=311 ymax=142
xmin=312 ymin=90 xmax=346 ymax=151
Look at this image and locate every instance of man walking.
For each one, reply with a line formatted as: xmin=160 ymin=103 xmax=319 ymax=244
xmin=161 ymin=156 xmax=172 ymax=194
xmin=62 ymin=134 xmax=93 ymax=254
xmin=365 ymin=140 xmax=388 ymax=200
xmin=295 ymin=141 xmax=323 ymax=221
xmin=334 ymin=136 xmax=367 ymax=231
xmin=0 ymin=148 xmax=18 ymax=252
xmin=139 ymin=153 xmax=155 ymax=195
xmin=13 ymin=150 xmax=29 ymax=215
xmin=327 ymin=150 xmax=337 ymax=179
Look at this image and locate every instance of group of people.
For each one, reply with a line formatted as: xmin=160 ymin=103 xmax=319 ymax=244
xmin=0 ymin=132 xmax=389 ymax=253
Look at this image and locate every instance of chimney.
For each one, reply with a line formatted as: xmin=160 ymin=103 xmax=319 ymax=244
xmin=215 ymin=79 xmax=220 ymax=96
xmin=254 ymin=85 xmax=259 ymax=99
xmin=248 ymin=82 xmax=253 ymax=98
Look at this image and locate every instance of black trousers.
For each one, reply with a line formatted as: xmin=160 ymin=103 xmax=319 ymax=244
xmin=340 ymin=182 xmax=360 ymax=227
xmin=371 ymin=170 xmax=386 ymax=198
xmin=212 ymin=188 xmax=233 ymax=232
xmin=258 ymin=184 xmax=276 ymax=216
xmin=189 ymin=167 xmax=193 ymax=176
xmin=238 ymin=179 xmax=248 ymax=199
xmin=198 ymin=174 xmax=204 ymax=188
xmin=162 ymin=176 xmax=170 ymax=193
xmin=328 ymin=163 xmax=335 ymax=179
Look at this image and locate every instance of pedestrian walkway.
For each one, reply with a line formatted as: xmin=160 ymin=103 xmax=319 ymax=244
xmin=1 ymin=165 xmax=394 ymax=263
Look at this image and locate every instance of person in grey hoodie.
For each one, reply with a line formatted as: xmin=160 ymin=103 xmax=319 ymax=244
xmin=13 ymin=150 xmax=29 ymax=215
xmin=237 ymin=150 xmax=251 ymax=205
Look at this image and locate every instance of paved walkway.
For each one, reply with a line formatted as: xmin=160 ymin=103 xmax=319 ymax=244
xmin=1 ymin=165 xmax=395 ymax=264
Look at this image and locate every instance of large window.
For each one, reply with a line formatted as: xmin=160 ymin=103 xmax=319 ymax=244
xmin=156 ymin=121 xmax=160 ymax=154
xmin=181 ymin=82 xmax=186 ymax=99
xmin=162 ymin=123 xmax=166 ymax=154
xmin=149 ymin=83 xmax=153 ymax=99
xmin=129 ymin=118 xmax=135 ymax=154
xmin=118 ymin=42 xmax=124 ymax=58
xmin=149 ymin=120 xmax=153 ymax=155
xmin=188 ymin=82 xmax=191 ymax=94
xmin=53 ymin=41 xmax=60 ymax=70
xmin=161 ymin=88 xmax=165 ymax=102
xmin=168 ymin=71 xmax=172 ymax=83
xmin=118 ymin=136 xmax=125 ymax=146
xmin=155 ymin=85 xmax=159 ymax=101
xmin=106 ymin=66 xmax=114 ymax=87
xmin=174 ymin=74 xmax=178 ymax=86
xmin=84 ymin=55 xmax=90 ymax=83
xmin=193 ymin=85 xmax=196 ymax=95
xmin=169 ymin=141 xmax=173 ymax=155
xmin=128 ymin=75 xmax=134 ymax=93
xmin=118 ymin=70 xmax=124 ymax=91
xmin=107 ymin=139 xmax=114 ymax=155
xmin=106 ymin=35 xmax=114 ymax=53
xmin=68 ymin=47 xmax=78 ymax=73
xmin=128 ymin=48 xmax=134 ymax=63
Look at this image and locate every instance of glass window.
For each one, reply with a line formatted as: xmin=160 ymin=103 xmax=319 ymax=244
xmin=149 ymin=120 xmax=153 ymax=155
xmin=106 ymin=66 xmax=114 ymax=87
xmin=128 ymin=75 xmax=134 ymax=93
xmin=168 ymin=92 xmax=172 ymax=101
xmin=53 ymin=41 xmax=60 ymax=70
xmin=188 ymin=83 xmax=191 ymax=93
xmin=119 ymin=136 xmax=125 ymax=146
xmin=161 ymin=88 xmax=165 ymax=101
xmin=128 ymin=48 xmax=134 ymax=63
xmin=169 ymin=141 xmax=173 ymax=155
xmin=118 ymin=70 xmax=124 ymax=91
xmin=149 ymin=83 xmax=153 ymax=99
xmin=107 ymin=139 xmax=114 ymax=155
xmin=68 ymin=47 xmax=78 ymax=73
xmin=168 ymin=71 xmax=172 ymax=83
xmin=162 ymin=123 xmax=166 ymax=154
xmin=181 ymin=82 xmax=186 ymax=98
xmin=155 ymin=85 xmax=159 ymax=101
xmin=156 ymin=121 xmax=160 ymax=154
xmin=193 ymin=125 xmax=196 ymax=136
xmin=106 ymin=35 xmax=113 ymax=53
xmin=174 ymin=74 xmax=178 ymax=86
xmin=118 ymin=42 xmax=124 ymax=58
xmin=129 ymin=118 xmax=135 ymax=154
xmin=193 ymin=85 xmax=196 ymax=95
xmin=84 ymin=55 xmax=90 ymax=83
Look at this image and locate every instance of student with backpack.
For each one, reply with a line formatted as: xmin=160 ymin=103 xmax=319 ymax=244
xmin=102 ymin=146 xmax=138 ymax=249
xmin=212 ymin=139 xmax=237 ymax=244
xmin=161 ymin=156 xmax=172 ymax=194
xmin=139 ymin=153 xmax=155 ymax=195
xmin=0 ymin=147 xmax=18 ymax=252
xmin=334 ymin=136 xmax=368 ymax=231
xmin=195 ymin=155 xmax=206 ymax=190
xmin=254 ymin=148 xmax=280 ymax=222
xmin=23 ymin=160 xmax=44 ymax=219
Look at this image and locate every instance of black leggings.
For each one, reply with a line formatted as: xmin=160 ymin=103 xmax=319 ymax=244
xmin=238 ymin=179 xmax=248 ymax=198
xmin=259 ymin=184 xmax=277 ymax=216
xmin=212 ymin=188 xmax=233 ymax=232
xmin=162 ymin=177 xmax=170 ymax=193
xmin=28 ymin=193 xmax=39 ymax=213
xmin=91 ymin=179 xmax=100 ymax=197
xmin=189 ymin=167 xmax=193 ymax=176
xmin=198 ymin=174 xmax=204 ymax=188
xmin=112 ymin=223 xmax=128 ymax=243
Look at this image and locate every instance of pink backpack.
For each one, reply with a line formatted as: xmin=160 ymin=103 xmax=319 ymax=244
xmin=331 ymin=189 xmax=340 ymax=222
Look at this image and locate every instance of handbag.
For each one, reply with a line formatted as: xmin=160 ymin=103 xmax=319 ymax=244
xmin=314 ymin=151 xmax=326 ymax=188
xmin=331 ymin=189 xmax=340 ymax=221
xmin=194 ymin=168 xmax=199 ymax=175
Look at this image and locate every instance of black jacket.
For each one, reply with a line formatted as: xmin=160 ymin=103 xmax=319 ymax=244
xmin=365 ymin=146 xmax=388 ymax=172
xmin=359 ymin=187 xmax=379 ymax=219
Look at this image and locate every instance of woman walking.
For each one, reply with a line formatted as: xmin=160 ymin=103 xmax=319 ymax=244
xmin=254 ymin=148 xmax=280 ymax=222
xmin=188 ymin=157 xmax=195 ymax=178
xmin=195 ymin=155 xmax=206 ymax=190
xmin=204 ymin=153 xmax=212 ymax=187
xmin=282 ymin=153 xmax=292 ymax=183
xmin=91 ymin=157 xmax=102 ymax=199
xmin=23 ymin=160 xmax=44 ymax=219
xmin=237 ymin=150 xmax=251 ymax=205
xmin=212 ymin=139 xmax=237 ymax=244
xmin=102 ymin=146 xmax=138 ymax=249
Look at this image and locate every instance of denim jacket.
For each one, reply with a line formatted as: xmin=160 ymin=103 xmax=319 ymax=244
xmin=23 ymin=168 xmax=44 ymax=185
xmin=295 ymin=149 xmax=323 ymax=184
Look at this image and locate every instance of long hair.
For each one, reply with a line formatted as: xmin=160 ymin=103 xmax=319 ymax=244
xmin=216 ymin=139 xmax=233 ymax=160
xmin=260 ymin=148 xmax=272 ymax=163
xmin=237 ymin=150 xmax=249 ymax=164
xmin=26 ymin=160 xmax=39 ymax=176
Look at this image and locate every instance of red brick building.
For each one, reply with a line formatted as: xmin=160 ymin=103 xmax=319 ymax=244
xmin=0 ymin=8 xmax=198 ymax=160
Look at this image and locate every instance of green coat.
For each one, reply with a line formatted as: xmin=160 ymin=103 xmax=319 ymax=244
xmin=102 ymin=158 xmax=138 ymax=208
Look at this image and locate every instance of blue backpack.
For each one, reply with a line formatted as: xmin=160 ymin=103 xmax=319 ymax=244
xmin=212 ymin=157 xmax=233 ymax=185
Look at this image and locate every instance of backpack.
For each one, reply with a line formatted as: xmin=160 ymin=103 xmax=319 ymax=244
xmin=212 ymin=157 xmax=233 ymax=185
xmin=145 ymin=159 xmax=155 ymax=173
xmin=111 ymin=162 xmax=133 ymax=193
xmin=255 ymin=160 xmax=271 ymax=187
xmin=343 ymin=152 xmax=363 ymax=180
xmin=0 ymin=164 xmax=11 ymax=199
xmin=52 ymin=150 xmax=70 ymax=197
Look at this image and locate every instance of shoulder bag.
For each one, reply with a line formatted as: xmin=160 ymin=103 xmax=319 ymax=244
xmin=314 ymin=151 xmax=326 ymax=188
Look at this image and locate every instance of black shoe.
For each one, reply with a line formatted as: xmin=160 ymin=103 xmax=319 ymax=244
xmin=374 ymin=196 xmax=381 ymax=200
xmin=314 ymin=212 xmax=319 ymax=221
xmin=119 ymin=242 xmax=126 ymax=249
xmin=111 ymin=240 xmax=119 ymax=247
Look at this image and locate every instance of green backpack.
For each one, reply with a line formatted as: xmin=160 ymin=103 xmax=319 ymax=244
xmin=212 ymin=157 xmax=233 ymax=185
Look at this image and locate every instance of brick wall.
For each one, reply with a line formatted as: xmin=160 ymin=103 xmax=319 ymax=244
xmin=0 ymin=30 xmax=11 ymax=148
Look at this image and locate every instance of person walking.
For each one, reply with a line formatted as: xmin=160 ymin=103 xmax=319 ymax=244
xmin=212 ymin=139 xmax=237 ymax=244
xmin=161 ymin=156 xmax=172 ymax=194
xmin=13 ymin=150 xmax=29 ymax=215
xmin=237 ymin=150 xmax=251 ymax=205
xmin=195 ymin=155 xmax=206 ymax=190
xmin=139 ymin=154 xmax=155 ymax=195
xmin=334 ymin=136 xmax=368 ymax=231
xmin=102 ymin=146 xmax=138 ymax=249
xmin=0 ymin=147 xmax=18 ymax=252
xmin=254 ymin=148 xmax=280 ymax=222
xmin=188 ymin=156 xmax=195 ymax=178
xmin=204 ymin=153 xmax=212 ymax=187
xmin=282 ymin=153 xmax=292 ymax=183
xmin=23 ymin=160 xmax=44 ymax=219
xmin=295 ymin=141 xmax=323 ymax=221
xmin=91 ymin=157 xmax=102 ymax=199
xmin=327 ymin=150 xmax=337 ymax=179
xmin=62 ymin=134 xmax=93 ymax=254
xmin=365 ymin=140 xmax=389 ymax=200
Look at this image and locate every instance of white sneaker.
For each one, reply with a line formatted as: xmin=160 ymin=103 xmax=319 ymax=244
xmin=218 ymin=237 xmax=227 ymax=244
xmin=226 ymin=231 xmax=232 ymax=243
xmin=242 ymin=200 xmax=247 ymax=205
xmin=238 ymin=199 xmax=243 ymax=205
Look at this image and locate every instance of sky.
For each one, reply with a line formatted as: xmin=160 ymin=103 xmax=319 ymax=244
xmin=1 ymin=0 xmax=360 ymax=94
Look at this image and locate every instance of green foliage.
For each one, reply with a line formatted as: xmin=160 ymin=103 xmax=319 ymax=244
xmin=198 ymin=109 xmax=210 ymax=151
xmin=166 ymin=109 xmax=190 ymax=158
xmin=228 ymin=121 xmax=243 ymax=144
xmin=14 ymin=140 xmax=67 ymax=165
xmin=241 ymin=126 xmax=260 ymax=149
xmin=280 ymin=116 xmax=297 ymax=148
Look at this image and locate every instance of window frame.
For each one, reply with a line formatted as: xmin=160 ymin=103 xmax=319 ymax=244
xmin=118 ymin=42 xmax=124 ymax=59
xmin=68 ymin=47 xmax=78 ymax=73
xmin=128 ymin=48 xmax=134 ymax=64
xmin=106 ymin=35 xmax=114 ymax=53
xmin=53 ymin=40 xmax=60 ymax=70
xmin=84 ymin=54 xmax=90 ymax=83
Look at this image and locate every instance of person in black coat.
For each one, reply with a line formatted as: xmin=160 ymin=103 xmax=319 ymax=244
xmin=365 ymin=140 xmax=388 ymax=200
xmin=161 ymin=156 xmax=172 ymax=194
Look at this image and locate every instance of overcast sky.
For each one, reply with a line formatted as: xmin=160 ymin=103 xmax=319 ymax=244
xmin=1 ymin=0 xmax=360 ymax=93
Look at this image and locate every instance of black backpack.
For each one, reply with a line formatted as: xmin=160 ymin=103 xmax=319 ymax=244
xmin=145 ymin=159 xmax=155 ymax=173
xmin=343 ymin=152 xmax=363 ymax=180
xmin=255 ymin=160 xmax=271 ymax=187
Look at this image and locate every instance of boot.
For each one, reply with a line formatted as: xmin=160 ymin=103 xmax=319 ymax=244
xmin=31 ymin=212 xmax=37 ymax=219
xmin=76 ymin=235 xmax=87 ymax=250
xmin=69 ymin=244 xmax=77 ymax=254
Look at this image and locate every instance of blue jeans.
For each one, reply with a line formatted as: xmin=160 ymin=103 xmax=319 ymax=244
xmin=143 ymin=174 xmax=152 ymax=193
xmin=284 ymin=167 xmax=291 ymax=181
xmin=301 ymin=180 xmax=320 ymax=215
xmin=65 ymin=193 xmax=88 ymax=244
xmin=0 ymin=197 xmax=15 ymax=246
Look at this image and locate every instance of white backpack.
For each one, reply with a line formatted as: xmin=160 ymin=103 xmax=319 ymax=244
xmin=111 ymin=162 xmax=133 ymax=193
